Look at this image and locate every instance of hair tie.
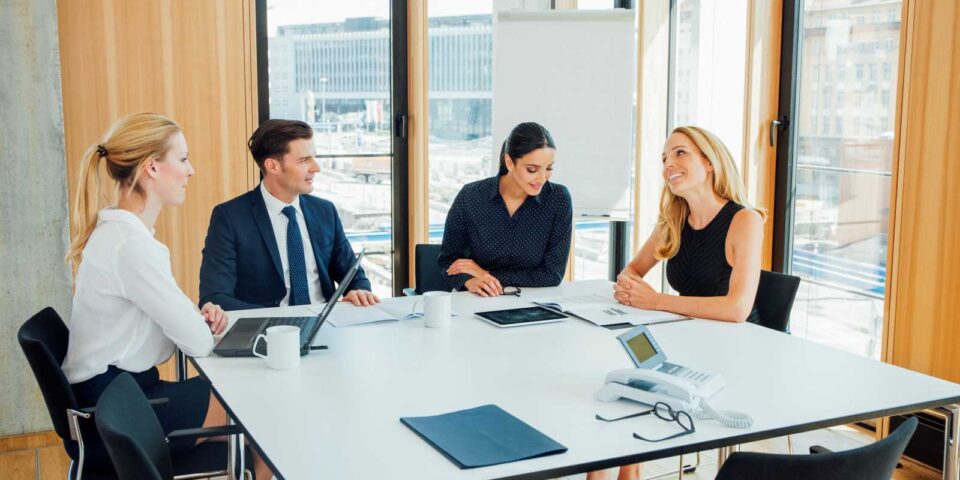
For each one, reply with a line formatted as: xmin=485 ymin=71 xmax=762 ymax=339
xmin=96 ymin=144 xmax=108 ymax=158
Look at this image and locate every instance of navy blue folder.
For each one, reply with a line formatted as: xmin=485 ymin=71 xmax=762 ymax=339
xmin=400 ymin=404 xmax=568 ymax=469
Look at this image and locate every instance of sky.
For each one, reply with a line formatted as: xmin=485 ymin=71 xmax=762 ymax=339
xmin=266 ymin=0 xmax=493 ymax=36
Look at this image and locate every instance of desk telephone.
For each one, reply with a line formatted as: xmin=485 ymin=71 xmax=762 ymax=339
xmin=595 ymin=325 xmax=753 ymax=429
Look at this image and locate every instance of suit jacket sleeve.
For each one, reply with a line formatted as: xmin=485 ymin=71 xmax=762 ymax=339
xmin=199 ymin=205 xmax=263 ymax=311
xmin=328 ymin=206 xmax=372 ymax=292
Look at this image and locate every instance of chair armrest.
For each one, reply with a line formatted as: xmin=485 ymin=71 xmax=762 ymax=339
xmin=167 ymin=424 xmax=243 ymax=440
xmin=402 ymin=287 xmax=417 ymax=296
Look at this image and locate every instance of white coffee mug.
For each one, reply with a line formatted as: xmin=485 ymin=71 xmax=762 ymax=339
xmin=423 ymin=291 xmax=452 ymax=328
xmin=252 ymin=325 xmax=301 ymax=370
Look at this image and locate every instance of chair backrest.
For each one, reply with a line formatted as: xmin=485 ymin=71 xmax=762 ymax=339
xmin=715 ymin=417 xmax=917 ymax=480
xmin=751 ymin=270 xmax=801 ymax=333
xmin=414 ymin=243 xmax=447 ymax=294
xmin=95 ymin=373 xmax=172 ymax=480
xmin=17 ymin=307 xmax=80 ymax=446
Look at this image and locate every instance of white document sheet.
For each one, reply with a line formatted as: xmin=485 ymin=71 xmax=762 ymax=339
xmin=309 ymin=302 xmax=398 ymax=327
xmin=533 ymin=293 xmax=686 ymax=326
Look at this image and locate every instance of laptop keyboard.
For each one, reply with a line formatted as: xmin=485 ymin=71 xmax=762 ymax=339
xmin=253 ymin=317 xmax=312 ymax=355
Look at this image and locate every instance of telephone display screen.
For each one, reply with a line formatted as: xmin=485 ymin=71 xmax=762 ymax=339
xmin=626 ymin=333 xmax=658 ymax=363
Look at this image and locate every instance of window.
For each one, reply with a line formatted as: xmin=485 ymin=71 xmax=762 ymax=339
xmin=671 ymin=0 xmax=749 ymax=169
xmin=425 ymin=1 xmax=623 ymax=282
xmin=426 ymin=1 xmax=493 ymax=246
xmin=776 ymin=0 xmax=902 ymax=359
xmin=262 ymin=0 xmax=404 ymax=297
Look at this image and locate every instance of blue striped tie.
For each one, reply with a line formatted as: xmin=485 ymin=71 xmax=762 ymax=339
xmin=282 ymin=206 xmax=311 ymax=306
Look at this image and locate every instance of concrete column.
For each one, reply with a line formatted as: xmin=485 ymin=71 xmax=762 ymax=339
xmin=0 ymin=0 xmax=72 ymax=436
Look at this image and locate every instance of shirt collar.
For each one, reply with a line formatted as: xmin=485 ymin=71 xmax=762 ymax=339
xmin=486 ymin=175 xmax=547 ymax=204
xmin=97 ymin=208 xmax=155 ymax=236
xmin=260 ymin=182 xmax=302 ymax=217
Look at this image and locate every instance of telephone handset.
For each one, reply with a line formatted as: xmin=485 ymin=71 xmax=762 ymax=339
xmin=595 ymin=368 xmax=753 ymax=429
xmin=595 ymin=368 xmax=706 ymax=411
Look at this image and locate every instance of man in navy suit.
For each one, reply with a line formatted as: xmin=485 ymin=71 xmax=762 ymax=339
xmin=199 ymin=119 xmax=379 ymax=311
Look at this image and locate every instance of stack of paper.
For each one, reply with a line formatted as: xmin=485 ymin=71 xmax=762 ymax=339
xmin=533 ymin=293 xmax=686 ymax=327
xmin=308 ymin=302 xmax=398 ymax=327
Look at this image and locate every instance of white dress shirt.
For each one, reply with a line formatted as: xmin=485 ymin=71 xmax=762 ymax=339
xmin=260 ymin=183 xmax=323 ymax=305
xmin=62 ymin=208 xmax=214 ymax=384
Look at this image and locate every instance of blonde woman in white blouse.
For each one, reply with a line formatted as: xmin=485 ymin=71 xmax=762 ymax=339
xmin=62 ymin=113 xmax=270 ymax=479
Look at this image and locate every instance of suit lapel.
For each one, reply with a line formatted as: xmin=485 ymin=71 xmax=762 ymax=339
xmin=249 ymin=190 xmax=284 ymax=279
xmin=298 ymin=197 xmax=325 ymax=267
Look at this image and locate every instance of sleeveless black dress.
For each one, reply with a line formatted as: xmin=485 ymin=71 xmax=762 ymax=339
xmin=666 ymin=201 xmax=759 ymax=322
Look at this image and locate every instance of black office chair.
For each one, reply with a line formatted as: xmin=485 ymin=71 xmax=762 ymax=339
xmin=750 ymin=270 xmax=802 ymax=333
xmin=18 ymin=307 xmax=251 ymax=480
xmin=95 ymin=373 xmax=253 ymax=480
xmin=402 ymin=243 xmax=448 ymax=295
xmin=715 ymin=417 xmax=917 ymax=480
xmin=18 ymin=307 xmax=115 ymax=479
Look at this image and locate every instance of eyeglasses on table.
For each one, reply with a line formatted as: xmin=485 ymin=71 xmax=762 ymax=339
xmin=595 ymin=401 xmax=696 ymax=442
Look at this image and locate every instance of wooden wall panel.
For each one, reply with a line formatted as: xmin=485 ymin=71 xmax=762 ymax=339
xmin=408 ymin=0 xmax=430 ymax=288
xmin=883 ymin=0 xmax=960 ymax=383
xmin=741 ymin=0 xmax=781 ymax=270
xmin=58 ymin=0 xmax=259 ymax=379
xmin=58 ymin=0 xmax=258 ymax=303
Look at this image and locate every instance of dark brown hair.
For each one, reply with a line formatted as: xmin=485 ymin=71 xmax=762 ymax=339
xmin=498 ymin=122 xmax=556 ymax=176
xmin=247 ymin=119 xmax=313 ymax=171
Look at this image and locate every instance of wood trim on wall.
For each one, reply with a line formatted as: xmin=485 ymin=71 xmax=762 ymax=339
xmin=57 ymin=0 xmax=260 ymax=379
xmin=407 ymin=0 xmax=430 ymax=289
xmin=632 ymin=0 xmax=671 ymax=291
xmin=882 ymin=0 xmax=960 ymax=384
xmin=740 ymin=0 xmax=782 ymax=271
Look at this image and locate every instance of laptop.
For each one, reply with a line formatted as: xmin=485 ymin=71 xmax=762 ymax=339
xmin=616 ymin=324 xmax=725 ymax=397
xmin=213 ymin=249 xmax=366 ymax=357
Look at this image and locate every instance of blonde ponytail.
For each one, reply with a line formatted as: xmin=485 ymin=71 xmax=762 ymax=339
xmin=655 ymin=126 xmax=766 ymax=260
xmin=66 ymin=146 xmax=107 ymax=274
xmin=65 ymin=113 xmax=182 ymax=276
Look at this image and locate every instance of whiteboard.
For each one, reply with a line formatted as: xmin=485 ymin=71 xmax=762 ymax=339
xmin=493 ymin=9 xmax=635 ymax=217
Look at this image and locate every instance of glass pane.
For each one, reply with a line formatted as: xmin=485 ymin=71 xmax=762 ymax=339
xmin=427 ymin=2 xmax=493 ymax=243
xmin=574 ymin=221 xmax=611 ymax=281
xmin=788 ymin=0 xmax=901 ymax=359
xmin=671 ymin=0 xmax=748 ymax=164
xmin=266 ymin=0 xmax=394 ymax=297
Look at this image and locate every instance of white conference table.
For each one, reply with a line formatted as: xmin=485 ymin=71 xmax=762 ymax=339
xmin=192 ymin=280 xmax=960 ymax=480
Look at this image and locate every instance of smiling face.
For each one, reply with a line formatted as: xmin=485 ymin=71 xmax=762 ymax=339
xmin=504 ymin=147 xmax=556 ymax=196
xmin=147 ymin=131 xmax=193 ymax=206
xmin=263 ymin=138 xmax=319 ymax=200
xmin=661 ymin=132 xmax=714 ymax=197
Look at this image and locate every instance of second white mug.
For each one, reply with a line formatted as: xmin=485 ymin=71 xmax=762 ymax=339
xmin=423 ymin=291 xmax=452 ymax=328
xmin=252 ymin=325 xmax=301 ymax=370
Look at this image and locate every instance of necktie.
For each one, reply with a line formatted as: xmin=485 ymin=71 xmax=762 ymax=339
xmin=282 ymin=206 xmax=311 ymax=306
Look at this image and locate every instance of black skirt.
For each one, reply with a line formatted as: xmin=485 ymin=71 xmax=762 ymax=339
xmin=71 ymin=365 xmax=212 ymax=470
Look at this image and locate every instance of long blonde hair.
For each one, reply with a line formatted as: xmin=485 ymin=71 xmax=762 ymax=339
xmin=66 ymin=113 xmax=182 ymax=275
xmin=655 ymin=126 xmax=766 ymax=260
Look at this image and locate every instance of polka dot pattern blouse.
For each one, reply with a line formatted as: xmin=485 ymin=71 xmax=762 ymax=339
xmin=438 ymin=176 xmax=573 ymax=289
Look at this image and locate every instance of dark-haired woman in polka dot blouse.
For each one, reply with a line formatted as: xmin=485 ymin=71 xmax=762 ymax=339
xmin=439 ymin=122 xmax=573 ymax=296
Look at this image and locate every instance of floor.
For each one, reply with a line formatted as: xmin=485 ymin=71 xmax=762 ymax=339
xmin=0 ymin=424 xmax=941 ymax=480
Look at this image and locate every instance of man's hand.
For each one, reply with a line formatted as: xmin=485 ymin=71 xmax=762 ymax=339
xmin=446 ymin=259 xmax=488 ymax=278
xmin=613 ymin=273 xmax=660 ymax=310
xmin=465 ymin=274 xmax=504 ymax=297
xmin=200 ymin=302 xmax=228 ymax=335
xmin=342 ymin=289 xmax=380 ymax=307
